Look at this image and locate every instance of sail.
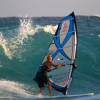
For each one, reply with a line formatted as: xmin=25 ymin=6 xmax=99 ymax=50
xmin=43 ymin=12 xmax=78 ymax=95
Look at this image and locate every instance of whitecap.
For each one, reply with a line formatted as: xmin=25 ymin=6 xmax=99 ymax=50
xmin=98 ymin=34 xmax=100 ymax=37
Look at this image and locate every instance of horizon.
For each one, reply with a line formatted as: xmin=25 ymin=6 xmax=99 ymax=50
xmin=0 ymin=14 xmax=100 ymax=18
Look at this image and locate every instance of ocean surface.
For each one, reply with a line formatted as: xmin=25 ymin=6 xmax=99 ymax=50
xmin=0 ymin=15 xmax=100 ymax=100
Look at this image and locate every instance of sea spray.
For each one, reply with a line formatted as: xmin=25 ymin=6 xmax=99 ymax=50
xmin=0 ymin=17 xmax=57 ymax=60
xmin=0 ymin=17 xmax=37 ymax=59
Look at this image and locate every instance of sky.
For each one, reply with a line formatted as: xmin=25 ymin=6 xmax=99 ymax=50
xmin=0 ymin=0 xmax=100 ymax=17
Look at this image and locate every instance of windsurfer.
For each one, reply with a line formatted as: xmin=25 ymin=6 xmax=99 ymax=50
xmin=34 ymin=54 xmax=65 ymax=96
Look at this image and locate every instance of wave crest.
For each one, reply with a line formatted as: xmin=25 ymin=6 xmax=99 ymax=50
xmin=0 ymin=17 xmax=57 ymax=59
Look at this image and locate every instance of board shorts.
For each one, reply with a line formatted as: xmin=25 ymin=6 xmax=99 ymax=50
xmin=34 ymin=65 xmax=49 ymax=88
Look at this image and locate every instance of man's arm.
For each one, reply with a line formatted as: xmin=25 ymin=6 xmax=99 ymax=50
xmin=51 ymin=63 xmax=65 ymax=68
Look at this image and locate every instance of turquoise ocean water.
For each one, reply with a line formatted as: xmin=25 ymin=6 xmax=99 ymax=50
xmin=0 ymin=16 xmax=100 ymax=100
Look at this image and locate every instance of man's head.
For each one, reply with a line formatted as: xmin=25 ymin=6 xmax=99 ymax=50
xmin=47 ymin=54 xmax=52 ymax=62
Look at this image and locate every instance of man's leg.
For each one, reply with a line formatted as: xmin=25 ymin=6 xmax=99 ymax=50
xmin=39 ymin=87 xmax=44 ymax=95
xmin=38 ymin=81 xmax=45 ymax=95
xmin=48 ymin=79 xmax=53 ymax=96
xmin=48 ymin=85 xmax=53 ymax=96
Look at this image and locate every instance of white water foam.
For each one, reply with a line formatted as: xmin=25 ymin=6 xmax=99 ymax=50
xmin=43 ymin=25 xmax=57 ymax=34
xmin=0 ymin=33 xmax=13 ymax=59
xmin=0 ymin=80 xmax=33 ymax=97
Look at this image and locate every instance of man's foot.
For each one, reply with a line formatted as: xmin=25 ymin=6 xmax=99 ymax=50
xmin=37 ymin=93 xmax=44 ymax=97
xmin=49 ymin=94 xmax=53 ymax=96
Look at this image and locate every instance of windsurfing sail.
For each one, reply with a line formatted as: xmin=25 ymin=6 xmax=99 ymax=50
xmin=43 ymin=12 xmax=78 ymax=95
